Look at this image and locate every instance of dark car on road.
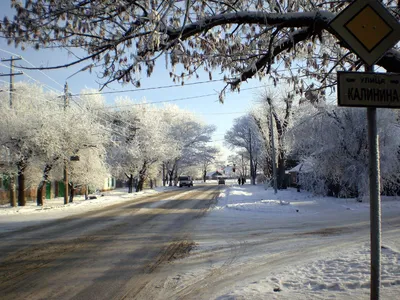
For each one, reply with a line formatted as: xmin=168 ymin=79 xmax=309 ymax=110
xmin=218 ymin=178 xmax=225 ymax=185
xmin=178 ymin=176 xmax=193 ymax=187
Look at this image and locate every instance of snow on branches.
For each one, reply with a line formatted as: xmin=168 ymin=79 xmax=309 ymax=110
xmin=2 ymin=1 xmax=399 ymax=101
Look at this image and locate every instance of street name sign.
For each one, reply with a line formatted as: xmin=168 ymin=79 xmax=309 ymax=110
xmin=330 ymin=0 xmax=400 ymax=66
xmin=338 ymin=71 xmax=400 ymax=107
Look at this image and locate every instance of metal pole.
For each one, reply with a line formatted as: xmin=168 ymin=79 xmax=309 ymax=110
xmin=63 ymin=82 xmax=69 ymax=205
xmin=1 ymin=56 xmax=22 ymax=206
xmin=269 ymin=103 xmax=278 ymax=194
xmin=366 ymin=65 xmax=381 ymax=300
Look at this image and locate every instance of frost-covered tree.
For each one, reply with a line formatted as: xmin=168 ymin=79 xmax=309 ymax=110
xmin=161 ymin=105 xmax=216 ymax=186
xmin=0 ymin=82 xmax=61 ymax=206
xmin=2 ymin=1 xmax=399 ymax=101
xmin=107 ymin=100 xmax=170 ymax=192
xmin=0 ymin=83 xmax=110 ymax=206
xmin=195 ymin=146 xmax=219 ymax=182
xmin=60 ymin=95 xmax=110 ymax=202
xmin=225 ymin=114 xmax=263 ymax=184
xmin=253 ymin=90 xmax=295 ymax=188
xmin=288 ymin=104 xmax=400 ymax=197
xmin=67 ymin=148 xmax=109 ymax=201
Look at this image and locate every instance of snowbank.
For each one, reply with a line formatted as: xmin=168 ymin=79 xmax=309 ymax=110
xmin=0 ymin=186 xmax=179 ymax=233
xmin=173 ymin=183 xmax=400 ymax=299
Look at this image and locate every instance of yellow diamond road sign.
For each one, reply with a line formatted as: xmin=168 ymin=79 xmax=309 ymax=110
xmin=330 ymin=0 xmax=400 ymax=66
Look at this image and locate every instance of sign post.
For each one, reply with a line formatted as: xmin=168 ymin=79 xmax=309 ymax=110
xmin=366 ymin=65 xmax=381 ymax=300
xmin=330 ymin=0 xmax=400 ymax=299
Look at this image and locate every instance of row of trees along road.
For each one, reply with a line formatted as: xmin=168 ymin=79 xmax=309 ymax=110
xmin=224 ymin=89 xmax=294 ymax=189
xmin=0 ymin=83 xmax=219 ymax=206
xmin=225 ymin=87 xmax=400 ymax=198
xmin=1 ymin=1 xmax=399 ymax=198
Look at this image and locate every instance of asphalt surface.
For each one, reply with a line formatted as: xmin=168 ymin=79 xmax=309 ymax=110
xmin=0 ymin=185 xmax=220 ymax=300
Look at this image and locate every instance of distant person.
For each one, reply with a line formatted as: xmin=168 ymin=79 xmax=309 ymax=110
xmin=238 ymin=177 xmax=241 ymax=185
xmin=241 ymin=177 xmax=245 ymax=185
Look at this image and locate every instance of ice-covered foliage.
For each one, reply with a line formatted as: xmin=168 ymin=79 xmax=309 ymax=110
xmin=288 ymin=105 xmax=400 ymax=197
xmin=2 ymin=1 xmax=399 ymax=101
xmin=0 ymin=82 xmax=62 ymax=184
xmin=161 ymin=104 xmax=216 ymax=179
xmin=225 ymin=114 xmax=264 ymax=181
xmin=106 ymin=99 xmax=174 ymax=190
xmin=0 ymin=82 xmax=110 ymax=193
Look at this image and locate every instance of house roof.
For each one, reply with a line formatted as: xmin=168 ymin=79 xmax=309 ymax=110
xmin=288 ymin=160 xmax=314 ymax=173
xmin=206 ymin=171 xmax=223 ymax=176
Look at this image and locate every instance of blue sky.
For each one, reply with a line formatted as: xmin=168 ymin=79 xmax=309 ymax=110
xmin=0 ymin=2 xmax=274 ymax=161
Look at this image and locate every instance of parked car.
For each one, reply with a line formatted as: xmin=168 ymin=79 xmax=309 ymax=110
xmin=218 ymin=178 xmax=225 ymax=185
xmin=178 ymin=175 xmax=193 ymax=187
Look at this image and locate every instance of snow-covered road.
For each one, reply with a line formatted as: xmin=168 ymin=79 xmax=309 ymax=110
xmin=0 ymin=186 xmax=219 ymax=300
xmin=1 ymin=182 xmax=399 ymax=299
xmin=139 ymin=182 xmax=400 ymax=300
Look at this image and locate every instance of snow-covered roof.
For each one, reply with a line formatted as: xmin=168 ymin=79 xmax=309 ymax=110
xmin=206 ymin=171 xmax=223 ymax=176
xmin=288 ymin=160 xmax=314 ymax=173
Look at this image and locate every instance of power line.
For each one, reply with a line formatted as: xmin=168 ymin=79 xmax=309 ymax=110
xmin=95 ymin=84 xmax=272 ymax=110
xmin=0 ymin=48 xmax=64 ymax=90
xmin=203 ymin=111 xmax=245 ymax=115
xmin=72 ymin=79 xmax=225 ymax=96
xmin=0 ymin=50 xmax=154 ymax=142
xmin=96 ymin=93 xmax=218 ymax=109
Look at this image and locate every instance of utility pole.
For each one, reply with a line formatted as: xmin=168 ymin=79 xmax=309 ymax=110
xmin=1 ymin=56 xmax=23 ymax=108
xmin=63 ymin=82 xmax=69 ymax=205
xmin=248 ymin=128 xmax=254 ymax=185
xmin=0 ymin=56 xmax=23 ymax=207
xmin=269 ymin=102 xmax=278 ymax=194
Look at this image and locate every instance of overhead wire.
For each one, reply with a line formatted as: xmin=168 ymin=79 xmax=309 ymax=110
xmin=0 ymin=50 xmax=135 ymax=140
xmin=0 ymin=48 xmax=65 ymax=90
xmin=73 ymin=78 xmax=226 ymax=96
xmin=0 ymin=48 xmax=317 ymax=142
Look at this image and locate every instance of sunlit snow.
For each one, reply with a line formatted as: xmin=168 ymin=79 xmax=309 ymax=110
xmin=1 ymin=181 xmax=399 ymax=299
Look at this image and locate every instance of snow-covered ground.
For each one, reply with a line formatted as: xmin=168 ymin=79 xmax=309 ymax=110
xmin=0 ymin=186 xmax=179 ymax=233
xmin=160 ymin=182 xmax=400 ymax=299
xmin=1 ymin=182 xmax=399 ymax=299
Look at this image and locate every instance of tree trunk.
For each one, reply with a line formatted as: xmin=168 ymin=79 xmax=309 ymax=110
xmin=277 ymin=153 xmax=287 ymax=189
xmin=136 ymin=162 xmax=148 ymax=192
xmin=36 ymin=181 xmax=45 ymax=206
xmin=168 ymin=160 xmax=177 ymax=186
xmin=17 ymin=161 xmax=26 ymax=206
xmin=162 ymin=163 xmax=166 ymax=186
xmin=37 ymin=164 xmax=53 ymax=206
xmin=203 ymin=170 xmax=206 ymax=182
xmin=173 ymin=166 xmax=178 ymax=186
xmin=85 ymin=185 xmax=89 ymax=200
xmin=252 ymin=160 xmax=257 ymax=185
xmin=136 ymin=179 xmax=144 ymax=192
xmin=264 ymin=155 xmax=272 ymax=178
xmin=168 ymin=171 xmax=173 ymax=186
xmin=128 ymin=174 xmax=133 ymax=193
xmin=69 ymin=183 xmax=75 ymax=202
xmin=9 ymin=175 xmax=16 ymax=207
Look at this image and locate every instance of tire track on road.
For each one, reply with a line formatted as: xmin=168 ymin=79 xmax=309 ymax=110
xmin=0 ymin=186 xmax=220 ymax=300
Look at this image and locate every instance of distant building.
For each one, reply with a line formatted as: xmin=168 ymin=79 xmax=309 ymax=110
xmin=205 ymin=171 xmax=223 ymax=180
xmin=287 ymin=160 xmax=313 ymax=187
